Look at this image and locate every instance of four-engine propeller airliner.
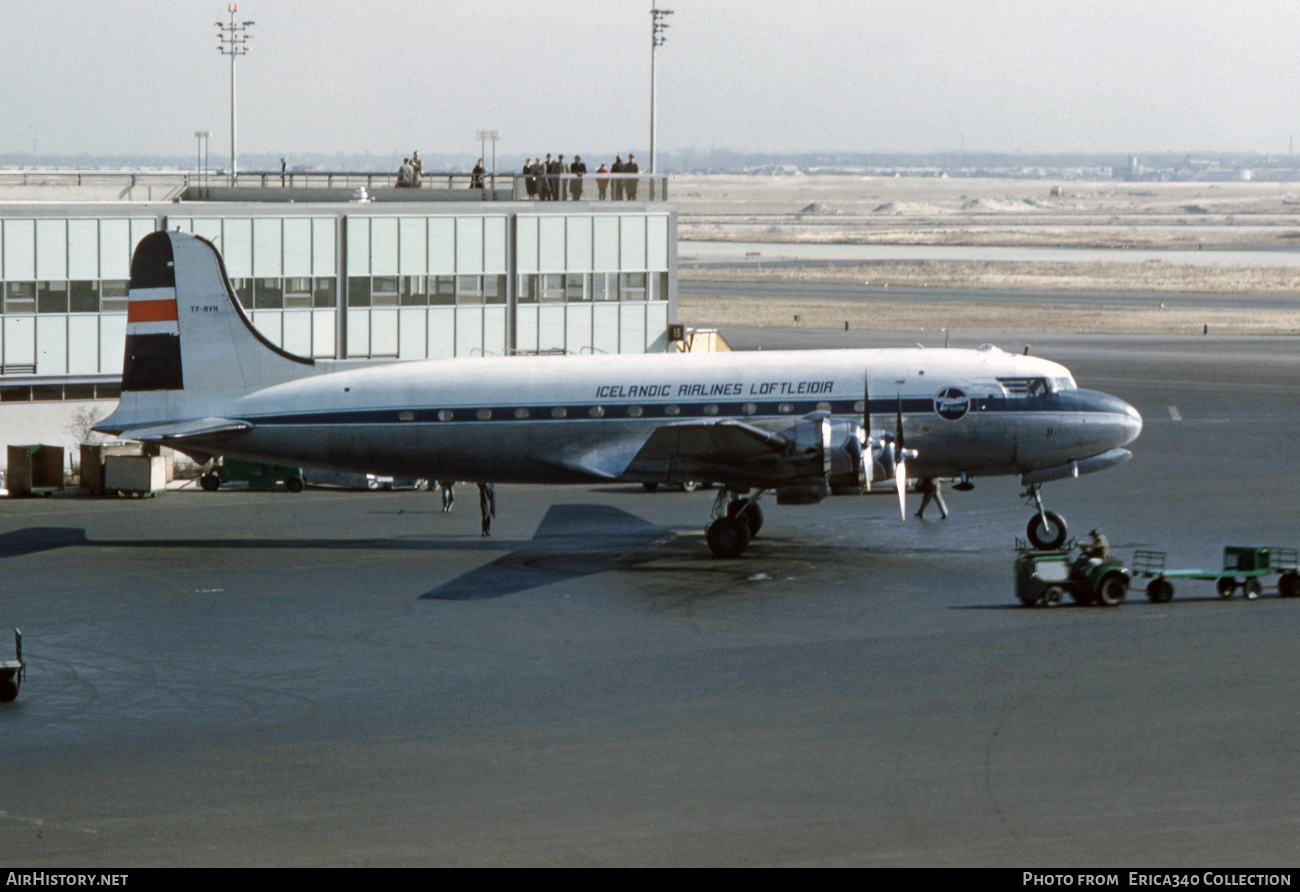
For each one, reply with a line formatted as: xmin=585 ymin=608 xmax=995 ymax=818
xmin=95 ymin=231 xmax=1142 ymax=557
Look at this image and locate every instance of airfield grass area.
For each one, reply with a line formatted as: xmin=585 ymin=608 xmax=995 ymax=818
xmin=671 ymin=174 xmax=1300 ymax=334
xmin=670 ymin=173 xmax=1300 ymax=248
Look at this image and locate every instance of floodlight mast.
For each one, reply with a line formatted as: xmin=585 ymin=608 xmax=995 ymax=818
xmin=216 ymin=4 xmax=255 ymax=186
xmin=650 ymin=6 xmax=673 ymax=178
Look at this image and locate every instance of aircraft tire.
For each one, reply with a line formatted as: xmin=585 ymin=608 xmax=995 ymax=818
xmin=706 ymin=517 xmax=751 ymax=559
xmin=1096 ymin=573 xmax=1127 ymax=607
xmin=1146 ymin=578 xmax=1175 ymax=603
xmin=1026 ymin=511 xmax=1067 ymax=550
xmin=727 ymin=500 xmax=764 ymax=538
xmin=200 ymin=473 xmax=220 ymax=492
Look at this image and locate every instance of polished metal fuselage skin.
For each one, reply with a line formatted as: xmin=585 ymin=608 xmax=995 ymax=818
xmin=116 ymin=348 xmax=1141 ymax=485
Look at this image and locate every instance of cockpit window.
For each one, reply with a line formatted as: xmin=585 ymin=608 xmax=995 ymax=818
xmin=998 ymin=375 xmax=1074 ymax=396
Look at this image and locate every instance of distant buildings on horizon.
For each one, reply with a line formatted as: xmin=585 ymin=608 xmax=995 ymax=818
xmin=3 ymin=149 xmax=1298 ymax=181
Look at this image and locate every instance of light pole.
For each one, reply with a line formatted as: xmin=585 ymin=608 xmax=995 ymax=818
xmin=216 ymin=4 xmax=254 ymax=186
xmin=476 ymin=130 xmax=500 ymax=198
xmin=650 ymin=6 xmax=673 ymax=180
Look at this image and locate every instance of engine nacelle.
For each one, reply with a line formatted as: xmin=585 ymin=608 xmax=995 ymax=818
xmin=829 ymin=420 xmax=868 ymax=493
xmin=777 ymin=417 xmax=867 ymax=501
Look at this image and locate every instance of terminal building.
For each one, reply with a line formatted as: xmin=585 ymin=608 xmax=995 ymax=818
xmin=0 ymin=174 xmax=679 ymax=471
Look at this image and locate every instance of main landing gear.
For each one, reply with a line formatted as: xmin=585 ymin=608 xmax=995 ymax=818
xmin=705 ymin=489 xmax=765 ymax=558
xmin=1022 ymin=483 xmax=1068 ymax=550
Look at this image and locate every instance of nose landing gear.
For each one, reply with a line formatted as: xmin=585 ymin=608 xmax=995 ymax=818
xmin=1022 ymin=483 xmax=1068 ymax=550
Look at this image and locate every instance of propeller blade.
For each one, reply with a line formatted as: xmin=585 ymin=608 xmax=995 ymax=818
xmin=895 ymin=394 xmax=907 ymax=519
xmin=863 ymin=373 xmax=872 ymax=491
xmin=896 ymin=460 xmax=908 ymax=520
xmin=896 ymin=394 xmax=905 ymax=453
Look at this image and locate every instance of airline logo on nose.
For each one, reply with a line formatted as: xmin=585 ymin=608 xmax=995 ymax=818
xmin=934 ymin=387 xmax=969 ymax=421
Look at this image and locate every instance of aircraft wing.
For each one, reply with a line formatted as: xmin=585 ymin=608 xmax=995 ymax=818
xmin=619 ymin=419 xmax=796 ymax=485
xmin=528 ymin=418 xmax=794 ymax=485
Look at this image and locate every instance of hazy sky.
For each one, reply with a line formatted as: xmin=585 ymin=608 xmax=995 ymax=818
xmin=4 ymin=0 xmax=1299 ymax=160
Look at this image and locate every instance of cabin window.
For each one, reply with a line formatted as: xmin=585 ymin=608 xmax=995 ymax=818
xmin=703 ymin=404 xmax=719 ymax=416
xmin=513 ymin=408 xmax=530 ymax=419
xmin=778 ymin=403 xmax=793 ymax=414
xmin=551 ymin=407 xmax=567 ymax=418
xmin=588 ymin=406 xmax=605 ymax=418
xmin=476 ymin=408 xmax=492 ymax=420
xmin=626 ymin=406 xmax=643 ymax=418
xmin=664 ymin=405 xmax=681 ymax=416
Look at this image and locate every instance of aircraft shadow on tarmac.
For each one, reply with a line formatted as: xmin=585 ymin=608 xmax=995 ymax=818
xmin=422 ymin=504 xmax=679 ymax=600
xmin=0 ymin=505 xmax=688 ymax=601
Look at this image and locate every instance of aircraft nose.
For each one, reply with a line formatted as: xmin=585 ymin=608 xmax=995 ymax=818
xmin=1119 ymin=398 xmax=1143 ymax=447
xmin=1083 ymin=390 xmax=1142 ymax=448
xmin=1071 ymin=387 xmax=1144 ymax=449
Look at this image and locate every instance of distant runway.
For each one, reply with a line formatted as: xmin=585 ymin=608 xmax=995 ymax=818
xmin=2 ymin=331 xmax=1298 ymax=866
xmin=680 ymin=278 xmax=1300 ymax=313
xmin=680 ymin=238 xmax=1300 ymax=268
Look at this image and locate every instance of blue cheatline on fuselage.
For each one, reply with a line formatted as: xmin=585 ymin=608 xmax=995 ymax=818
xmin=235 ymin=392 xmax=1132 ymax=427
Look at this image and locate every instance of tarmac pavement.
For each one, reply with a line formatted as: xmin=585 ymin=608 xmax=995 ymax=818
xmin=1 ymin=329 xmax=1297 ymax=866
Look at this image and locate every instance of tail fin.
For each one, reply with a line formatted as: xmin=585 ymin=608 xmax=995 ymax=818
xmin=99 ymin=231 xmax=313 ymax=433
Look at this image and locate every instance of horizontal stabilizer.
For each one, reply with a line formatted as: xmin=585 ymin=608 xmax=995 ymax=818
xmin=116 ymin=417 xmax=252 ymax=443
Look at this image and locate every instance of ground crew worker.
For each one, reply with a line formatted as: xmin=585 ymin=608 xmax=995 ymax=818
xmin=1083 ymin=529 xmax=1110 ymax=560
xmin=915 ymin=477 xmax=948 ymax=519
xmin=478 ymin=482 xmax=496 ymax=536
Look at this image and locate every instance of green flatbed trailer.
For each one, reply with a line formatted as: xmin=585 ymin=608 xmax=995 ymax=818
xmin=200 ymin=459 xmax=304 ymax=493
xmin=1133 ymin=546 xmax=1300 ymax=602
